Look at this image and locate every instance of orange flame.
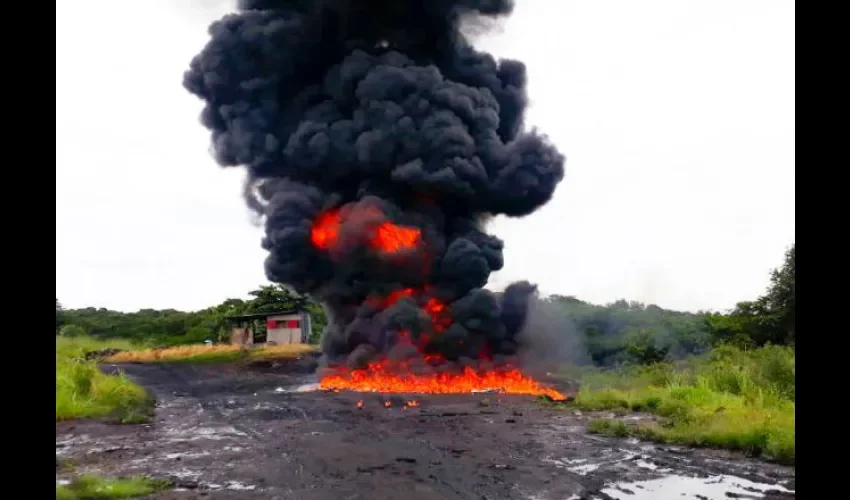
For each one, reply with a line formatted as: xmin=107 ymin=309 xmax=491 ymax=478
xmin=320 ymin=359 xmax=566 ymax=401
xmin=423 ymin=297 xmax=451 ymax=332
xmin=311 ymin=213 xmax=563 ymax=402
xmin=371 ymin=222 xmax=420 ymax=253
xmin=311 ymin=208 xmax=421 ymax=254
xmin=311 ymin=210 xmax=342 ymax=250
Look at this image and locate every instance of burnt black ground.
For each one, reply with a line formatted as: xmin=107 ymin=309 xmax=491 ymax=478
xmin=56 ymin=360 xmax=795 ymax=500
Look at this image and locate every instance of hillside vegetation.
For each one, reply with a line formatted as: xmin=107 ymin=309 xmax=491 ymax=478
xmin=57 ymin=244 xmax=794 ymax=368
xmin=569 ymin=344 xmax=794 ymax=464
xmin=57 ymin=285 xmax=327 ymax=347
xmin=557 ymin=246 xmax=795 ymax=463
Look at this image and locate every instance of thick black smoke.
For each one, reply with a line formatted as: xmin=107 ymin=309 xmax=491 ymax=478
xmin=185 ymin=0 xmax=565 ymax=367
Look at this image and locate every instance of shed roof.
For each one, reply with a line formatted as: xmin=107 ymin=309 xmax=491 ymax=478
xmin=226 ymin=309 xmax=305 ymax=322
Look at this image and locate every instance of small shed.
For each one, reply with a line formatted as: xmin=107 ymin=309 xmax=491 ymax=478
xmin=226 ymin=309 xmax=313 ymax=347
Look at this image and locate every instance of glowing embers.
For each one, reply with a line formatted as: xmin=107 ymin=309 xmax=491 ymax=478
xmin=319 ymin=358 xmax=567 ymax=401
xmin=310 ymin=207 xmax=421 ymax=254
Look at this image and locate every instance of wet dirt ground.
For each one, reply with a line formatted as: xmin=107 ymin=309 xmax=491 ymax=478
xmin=56 ymin=360 xmax=795 ymax=500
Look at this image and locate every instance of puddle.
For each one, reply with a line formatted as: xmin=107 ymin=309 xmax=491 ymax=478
xmin=601 ymin=473 xmax=794 ymax=500
xmin=549 ymin=448 xmax=643 ymax=476
xmin=634 ymin=460 xmax=667 ymax=472
xmin=163 ymin=451 xmax=211 ymax=460
xmin=164 ymin=425 xmax=248 ymax=443
xmin=206 ymin=481 xmax=259 ymax=491
xmin=166 ymin=468 xmax=204 ymax=480
xmin=276 ymin=383 xmax=321 ymax=393
xmin=226 ymin=481 xmax=258 ymax=491
xmin=570 ymin=463 xmax=602 ymax=475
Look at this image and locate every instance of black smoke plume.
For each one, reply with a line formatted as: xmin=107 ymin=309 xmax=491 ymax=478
xmin=184 ymin=0 xmax=565 ymax=367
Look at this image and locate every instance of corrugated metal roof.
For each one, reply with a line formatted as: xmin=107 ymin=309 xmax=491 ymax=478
xmin=225 ymin=309 xmax=306 ymax=321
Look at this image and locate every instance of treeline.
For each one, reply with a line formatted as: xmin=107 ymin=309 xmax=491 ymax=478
xmin=57 ymin=243 xmax=794 ymax=365
xmin=537 ymin=243 xmax=795 ymax=366
xmin=56 ymin=286 xmax=327 ymax=347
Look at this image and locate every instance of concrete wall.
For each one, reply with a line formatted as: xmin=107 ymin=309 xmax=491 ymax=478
xmin=266 ymin=313 xmax=304 ymax=344
xmin=231 ymin=327 xmax=252 ymax=346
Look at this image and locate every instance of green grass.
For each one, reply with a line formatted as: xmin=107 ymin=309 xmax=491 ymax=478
xmin=56 ymin=475 xmax=171 ymax=499
xmin=56 ymin=337 xmax=154 ymax=423
xmin=563 ymin=345 xmax=795 ymax=464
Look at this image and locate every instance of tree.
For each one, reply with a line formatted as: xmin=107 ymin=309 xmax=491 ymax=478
xmin=623 ymin=327 xmax=670 ymax=364
xmin=56 ymin=298 xmax=64 ymax=333
xmin=246 ymin=285 xmax=310 ymax=313
xmin=765 ymin=244 xmax=794 ymax=344
xmin=59 ymin=324 xmax=86 ymax=337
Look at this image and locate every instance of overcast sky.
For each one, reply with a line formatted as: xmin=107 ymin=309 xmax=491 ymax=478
xmin=56 ymin=0 xmax=795 ymax=313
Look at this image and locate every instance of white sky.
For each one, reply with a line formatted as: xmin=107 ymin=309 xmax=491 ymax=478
xmin=56 ymin=0 xmax=795 ymax=313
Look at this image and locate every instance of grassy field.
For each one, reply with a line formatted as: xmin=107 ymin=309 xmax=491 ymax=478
xmin=559 ymin=345 xmax=795 ymax=464
xmin=56 ymin=475 xmax=171 ymax=499
xmin=56 ymin=337 xmax=154 ymax=423
xmin=105 ymin=342 xmax=318 ymax=364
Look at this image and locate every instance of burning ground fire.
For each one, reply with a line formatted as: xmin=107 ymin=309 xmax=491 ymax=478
xmin=320 ymin=361 xmax=567 ymax=401
xmin=312 ymin=209 xmax=567 ymax=401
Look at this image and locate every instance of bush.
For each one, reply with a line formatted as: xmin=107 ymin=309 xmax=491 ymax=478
xmin=59 ymin=324 xmax=87 ymax=338
xmin=56 ymin=337 xmax=153 ymax=423
xmin=574 ymin=345 xmax=795 ymax=464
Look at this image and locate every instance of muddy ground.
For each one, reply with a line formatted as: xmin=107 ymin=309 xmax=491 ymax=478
xmin=56 ymin=359 xmax=795 ymax=500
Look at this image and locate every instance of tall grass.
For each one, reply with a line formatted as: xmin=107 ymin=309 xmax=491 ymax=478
xmin=569 ymin=345 xmax=794 ymax=464
xmin=56 ymin=337 xmax=154 ymax=423
xmin=105 ymin=342 xmax=318 ymax=364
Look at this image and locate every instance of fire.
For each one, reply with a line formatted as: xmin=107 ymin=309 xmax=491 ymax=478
xmin=368 ymin=287 xmax=415 ymax=309
xmin=310 ymin=207 xmax=421 ymax=255
xmin=423 ymin=297 xmax=451 ymax=332
xmin=320 ymin=359 xmax=567 ymax=401
xmin=313 ymin=218 xmax=565 ymax=402
xmin=371 ymin=222 xmax=420 ymax=253
xmin=311 ymin=210 xmax=342 ymax=250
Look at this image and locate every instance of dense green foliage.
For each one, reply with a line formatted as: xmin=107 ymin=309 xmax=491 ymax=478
xmin=568 ymin=344 xmax=795 ymax=464
xmin=704 ymin=244 xmax=795 ymax=348
xmin=57 ymin=243 xmax=793 ymax=364
xmin=59 ymin=285 xmax=327 ymax=347
xmin=536 ymin=243 xmax=794 ymax=366
xmin=535 ymin=295 xmax=713 ymax=366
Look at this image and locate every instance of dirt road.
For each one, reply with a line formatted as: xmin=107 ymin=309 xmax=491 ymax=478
xmin=56 ymin=360 xmax=794 ymax=499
